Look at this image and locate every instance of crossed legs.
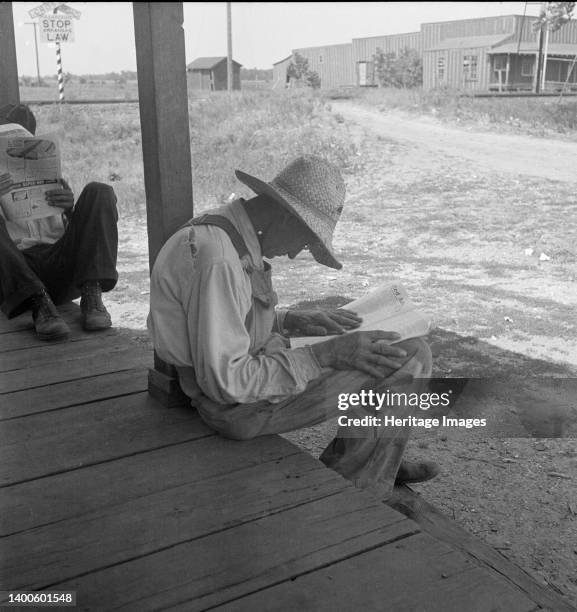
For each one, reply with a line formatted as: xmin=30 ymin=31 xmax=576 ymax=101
xmin=193 ymin=338 xmax=433 ymax=497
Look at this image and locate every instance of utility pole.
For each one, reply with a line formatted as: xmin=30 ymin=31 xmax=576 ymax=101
xmin=226 ymin=2 xmax=233 ymax=91
xmin=535 ymin=21 xmax=545 ymax=93
xmin=541 ymin=18 xmax=550 ymax=91
xmin=25 ymin=21 xmax=41 ymax=86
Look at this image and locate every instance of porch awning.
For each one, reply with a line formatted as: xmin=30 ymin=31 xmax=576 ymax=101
xmin=488 ymin=42 xmax=577 ymax=57
xmin=426 ymin=34 xmax=511 ymax=51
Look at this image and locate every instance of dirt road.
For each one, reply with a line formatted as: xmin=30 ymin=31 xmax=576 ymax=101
xmin=332 ymin=101 xmax=577 ymax=184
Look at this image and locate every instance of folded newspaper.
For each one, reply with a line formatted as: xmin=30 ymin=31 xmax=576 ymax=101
xmin=290 ymin=282 xmax=432 ymax=348
xmin=0 ymin=123 xmax=62 ymax=222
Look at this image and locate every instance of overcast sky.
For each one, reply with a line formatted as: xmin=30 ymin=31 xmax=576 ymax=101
xmin=12 ymin=2 xmax=541 ymax=76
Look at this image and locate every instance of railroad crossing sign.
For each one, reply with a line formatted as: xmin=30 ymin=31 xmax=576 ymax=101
xmin=29 ymin=2 xmax=81 ymax=20
xmin=29 ymin=3 xmax=81 ymax=44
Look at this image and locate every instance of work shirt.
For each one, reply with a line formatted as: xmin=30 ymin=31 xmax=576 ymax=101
xmin=147 ymin=199 xmax=323 ymax=406
xmin=0 ymin=123 xmax=66 ymax=250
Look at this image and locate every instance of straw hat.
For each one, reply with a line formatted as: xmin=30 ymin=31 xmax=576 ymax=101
xmin=235 ymin=155 xmax=345 ymax=269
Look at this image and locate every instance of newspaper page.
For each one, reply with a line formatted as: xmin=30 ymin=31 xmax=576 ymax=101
xmin=0 ymin=123 xmax=62 ymax=222
xmin=290 ymin=282 xmax=432 ymax=348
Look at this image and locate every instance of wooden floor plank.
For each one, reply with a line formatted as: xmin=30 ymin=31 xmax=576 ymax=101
xmin=0 ymin=435 xmax=304 ymax=536
xmin=0 ymin=303 xmax=79 ymax=335
xmin=49 ymin=489 xmax=418 ymax=611
xmin=0 ymin=334 xmax=136 ymax=373
xmin=0 ymin=393 xmax=212 ymax=486
xmin=0 ymin=325 xmax=119 ymax=353
xmin=1 ymin=450 xmax=358 ymax=591
xmin=0 ymin=346 xmax=151 ymax=393
xmin=214 ymin=533 xmax=537 ymax=612
xmin=0 ymin=368 xmax=148 ymax=420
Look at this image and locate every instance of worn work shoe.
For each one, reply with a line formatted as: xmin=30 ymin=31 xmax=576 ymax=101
xmin=80 ymin=281 xmax=112 ymax=331
xmin=31 ymin=290 xmax=70 ymax=341
xmin=395 ymin=460 xmax=440 ymax=485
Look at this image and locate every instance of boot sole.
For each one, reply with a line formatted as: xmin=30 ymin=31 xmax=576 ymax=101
xmin=36 ymin=330 xmax=70 ymax=341
xmin=83 ymin=321 xmax=112 ymax=331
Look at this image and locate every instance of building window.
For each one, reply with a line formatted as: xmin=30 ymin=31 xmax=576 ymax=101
xmin=463 ymin=55 xmax=478 ymax=80
xmin=521 ymin=57 xmax=534 ymax=77
xmin=494 ymin=56 xmax=507 ymax=71
xmin=437 ymin=56 xmax=445 ymax=81
xmin=319 ymin=55 xmax=323 ymax=64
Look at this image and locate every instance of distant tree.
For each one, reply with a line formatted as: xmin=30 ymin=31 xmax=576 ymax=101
xmin=373 ymin=47 xmax=422 ymax=88
xmin=533 ymin=1 xmax=575 ymax=32
xmin=395 ymin=48 xmax=423 ymax=87
xmin=287 ymin=52 xmax=322 ymax=88
xmin=306 ymin=70 xmax=321 ymax=89
xmin=373 ymin=48 xmax=397 ymax=87
xmin=286 ymin=52 xmax=310 ymax=81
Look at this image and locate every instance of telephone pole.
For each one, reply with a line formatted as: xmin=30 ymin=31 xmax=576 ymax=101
xmin=226 ymin=2 xmax=233 ymax=91
xmin=25 ymin=21 xmax=42 ymax=85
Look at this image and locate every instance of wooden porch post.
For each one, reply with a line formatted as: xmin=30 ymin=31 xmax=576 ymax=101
xmin=133 ymin=2 xmax=193 ymax=269
xmin=0 ymin=3 xmax=21 ymax=108
xmin=133 ymin=2 xmax=193 ymax=406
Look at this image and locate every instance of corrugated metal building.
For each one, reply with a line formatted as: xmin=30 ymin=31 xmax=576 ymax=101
xmin=272 ymin=55 xmax=293 ymax=89
xmin=291 ymin=43 xmax=355 ymax=89
xmin=488 ymin=17 xmax=577 ymax=91
xmin=423 ymin=15 xmax=577 ymax=91
xmin=275 ymin=14 xmax=577 ymax=92
xmin=187 ymin=57 xmax=242 ymax=91
xmin=352 ymin=32 xmax=421 ymax=86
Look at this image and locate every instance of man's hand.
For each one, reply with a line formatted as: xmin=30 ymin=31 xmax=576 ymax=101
xmin=311 ymin=330 xmax=408 ymax=378
xmin=284 ymin=308 xmax=362 ymax=336
xmin=0 ymin=172 xmax=13 ymax=198
xmin=45 ymin=178 xmax=74 ymax=212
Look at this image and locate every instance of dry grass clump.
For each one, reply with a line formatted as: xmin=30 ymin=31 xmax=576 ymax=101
xmin=187 ymin=90 xmax=360 ymax=209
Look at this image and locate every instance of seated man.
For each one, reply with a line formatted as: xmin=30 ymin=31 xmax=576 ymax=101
xmin=0 ymin=104 xmax=118 ymax=341
xmin=148 ymin=155 xmax=438 ymax=493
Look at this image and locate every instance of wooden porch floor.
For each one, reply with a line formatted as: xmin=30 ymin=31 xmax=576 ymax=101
xmin=1 ymin=306 xmax=574 ymax=611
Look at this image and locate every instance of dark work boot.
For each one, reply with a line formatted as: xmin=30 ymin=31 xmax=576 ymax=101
xmin=31 ymin=290 xmax=70 ymax=341
xmin=395 ymin=460 xmax=440 ymax=484
xmin=80 ymin=281 xmax=112 ymax=331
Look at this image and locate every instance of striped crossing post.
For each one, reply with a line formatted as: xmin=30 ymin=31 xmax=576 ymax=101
xmin=56 ymin=41 xmax=64 ymax=102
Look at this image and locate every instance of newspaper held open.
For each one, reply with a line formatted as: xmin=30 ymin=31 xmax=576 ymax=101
xmin=0 ymin=123 xmax=62 ymax=222
xmin=290 ymin=282 xmax=432 ymax=347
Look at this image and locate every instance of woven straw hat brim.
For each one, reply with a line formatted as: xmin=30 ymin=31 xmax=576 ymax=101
xmin=235 ymin=170 xmax=342 ymax=270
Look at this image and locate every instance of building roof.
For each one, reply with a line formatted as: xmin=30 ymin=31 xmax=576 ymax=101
xmin=352 ymin=31 xmax=420 ymax=43
xmin=488 ymin=42 xmax=577 ymax=56
xmin=273 ymin=55 xmax=293 ymax=66
xmin=187 ymin=57 xmax=242 ymax=70
xmin=426 ymin=34 xmax=511 ymax=51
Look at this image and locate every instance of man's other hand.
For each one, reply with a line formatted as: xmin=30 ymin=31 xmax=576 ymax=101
xmin=311 ymin=330 xmax=407 ymax=378
xmin=0 ymin=172 xmax=13 ymax=197
xmin=46 ymin=178 xmax=74 ymax=211
xmin=285 ymin=308 xmax=362 ymax=336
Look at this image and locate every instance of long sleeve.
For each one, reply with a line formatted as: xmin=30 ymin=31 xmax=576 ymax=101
xmin=184 ymin=257 xmax=322 ymax=405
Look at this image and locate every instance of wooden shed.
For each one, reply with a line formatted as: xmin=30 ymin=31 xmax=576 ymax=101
xmin=187 ymin=56 xmax=242 ymax=91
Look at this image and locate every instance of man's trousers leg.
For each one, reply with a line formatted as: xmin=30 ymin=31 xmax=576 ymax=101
xmin=23 ymin=182 xmax=118 ymax=304
xmin=193 ymin=338 xmax=433 ymax=496
xmin=0 ymin=215 xmax=44 ymax=318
